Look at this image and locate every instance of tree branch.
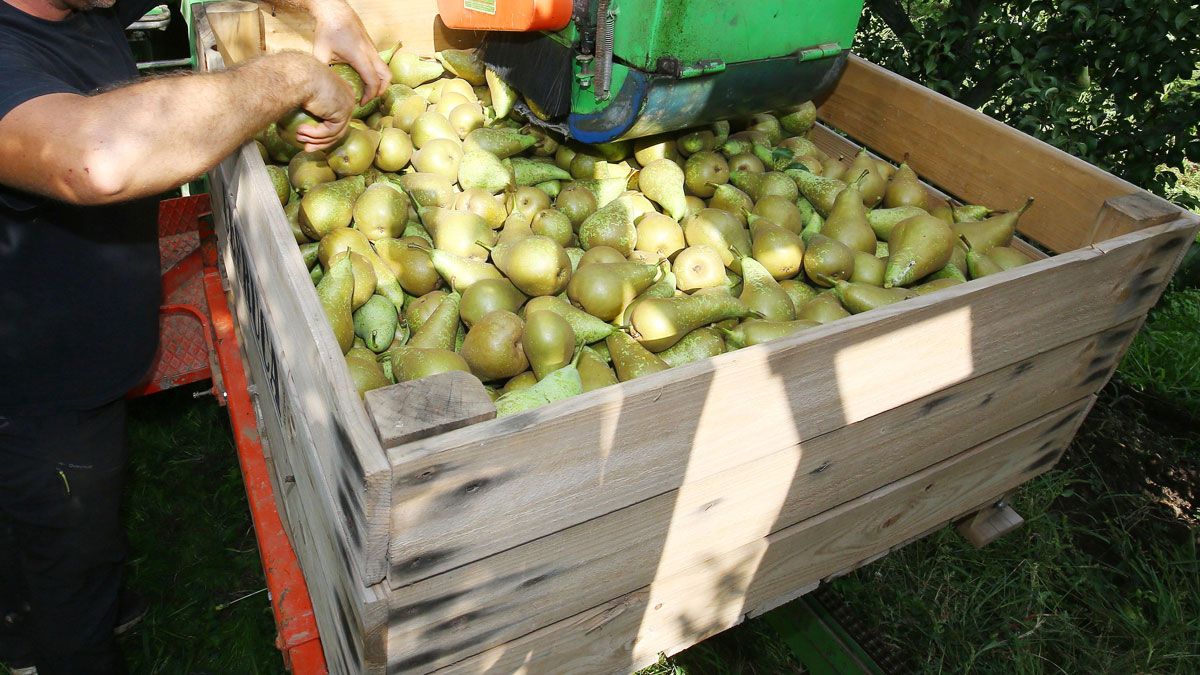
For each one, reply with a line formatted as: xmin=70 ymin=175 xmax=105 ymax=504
xmin=866 ymin=0 xmax=923 ymax=52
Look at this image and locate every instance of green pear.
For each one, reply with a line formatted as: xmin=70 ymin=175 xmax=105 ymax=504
xmin=567 ymin=178 xmax=628 ymax=209
xmin=523 ymin=296 xmax=615 ymax=343
xmin=577 ymin=245 xmax=627 ymax=267
xmin=501 ymin=371 xmax=538 ymax=394
xmin=448 ymin=102 xmax=485 ymax=139
xmin=884 ymin=215 xmax=955 ymax=288
xmin=726 ymin=152 xmax=766 ymax=174
xmin=658 ymin=327 xmax=726 ymax=367
xmin=630 ymin=293 xmax=753 ymax=352
xmin=317 ymin=254 xmax=356 ymax=354
xmin=796 ymin=291 xmax=850 ymax=324
xmin=635 ymin=212 xmax=685 ymax=260
xmin=633 ymin=134 xmax=681 ymax=165
xmin=799 ymin=209 xmax=823 ymax=245
xmin=731 ymin=171 xmax=798 ymax=202
xmin=777 ymin=135 xmax=823 ymax=161
xmin=867 ymin=206 xmax=928 ymax=241
xmin=416 ymin=243 xmax=504 ymax=292
xmin=353 ymin=295 xmax=399 ymax=353
xmin=953 ymin=205 xmax=993 ymax=222
xmin=845 ymin=149 xmax=885 ymax=207
xmin=495 ymin=212 xmax=534 ymax=248
xmin=835 ymin=281 xmax=913 ymax=314
xmin=522 ymin=310 xmax=576 ymax=379
xmin=683 ymin=151 xmax=729 ymax=198
xmin=262 ymin=122 xmax=300 ymax=163
xmin=750 ymin=220 xmax=805 ymax=281
xmin=461 ymin=310 xmax=527 ymax=381
xmin=327 ymin=127 xmax=381 ymax=177
xmin=506 ymin=186 xmax=553 ymax=222
xmin=387 ymin=92 xmax=428 ymax=133
xmin=316 ymin=227 xmax=407 ymax=311
xmin=508 ymin=157 xmax=572 ymax=186
xmin=485 ymin=68 xmax=517 ymax=119
xmin=460 ymin=278 xmax=526 ymax=328
xmin=579 ymin=346 xmax=619 ymax=392
xmin=276 ymin=108 xmax=322 ymax=150
xmin=494 ymin=348 xmax=583 ymax=416
xmin=929 ymin=196 xmax=956 ymax=224
xmin=410 ymin=112 xmax=459 ymax=149
xmin=987 ymin=246 xmax=1033 ymax=270
xmin=607 ymin=332 xmax=670 ymax=381
xmin=926 ymin=262 xmax=968 ymax=283
xmin=496 ymin=235 xmax=572 ymax=297
xmin=709 ymin=184 xmax=754 ymax=220
xmin=299 ymin=175 xmax=366 ymax=240
xmin=953 ymin=198 xmax=1033 ymax=253
xmin=738 ymin=254 xmax=795 ymax=321
xmin=883 ymin=162 xmax=927 ymax=210
xmin=300 ymin=241 xmax=320 ymax=269
xmin=967 ymin=250 xmax=1004 ymax=279
xmin=391 ymin=347 xmax=471 ymax=382
xmin=435 ymin=49 xmax=486 ymax=85
xmin=429 ymin=209 xmax=494 ymax=261
xmin=265 ymin=165 xmax=290 ymax=205
xmin=328 ymin=251 xmax=376 ymax=310
xmin=722 ymin=319 xmax=820 ymax=349
xmin=780 ymin=279 xmax=819 ymax=313
xmin=849 ymin=251 xmax=886 ymax=286
xmin=345 ymin=343 xmax=392 ymax=397
xmin=566 ymin=262 xmax=660 ymax=322
xmin=395 ymin=172 xmax=455 ymax=208
xmin=531 ymin=209 xmax=575 ymax=248
xmin=404 ymin=290 xmax=447 ymax=334
xmin=374 ymin=127 xmax=414 ymax=172
xmin=411 ymin=137 xmax=463 ymax=182
xmin=638 ymin=159 xmax=688 ymax=220
xmin=578 ymin=193 xmax=655 ymax=256
xmin=375 ymin=238 xmax=443 ymax=296
xmin=454 ymin=188 xmax=508 ymax=229
xmin=676 ymin=129 xmax=716 ymax=156
xmin=555 ymin=184 xmax=599 ymax=230
xmin=821 ymin=179 xmax=877 ymax=254
xmin=876 ymin=241 xmax=889 ymax=258
xmin=682 ymin=208 xmax=750 ymax=269
xmin=803 ymin=234 xmax=856 ymax=287
xmin=753 ymin=195 xmax=803 ymax=234
xmin=389 ymin=52 xmax=444 ymax=88
xmin=353 ymin=182 xmax=409 ymax=240
xmin=779 ymin=101 xmax=817 ymax=134
xmin=785 ymin=168 xmax=846 ymax=217
xmin=911 ymin=278 xmax=965 ymax=295
xmin=288 ymin=151 xmax=335 ymax=193
xmin=458 ymin=149 xmax=514 ymax=193
xmin=407 ymin=291 xmax=460 ymax=350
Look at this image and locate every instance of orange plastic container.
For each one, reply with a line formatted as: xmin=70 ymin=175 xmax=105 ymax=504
xmin=436 ymin=0 xmax=572 ymax=31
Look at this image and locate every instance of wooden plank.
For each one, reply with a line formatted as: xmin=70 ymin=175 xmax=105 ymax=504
xmin=1089 ymin=193 xmax=1186 ymax=246
xmin=815 ymin=56 xmax=1183 ymax=254
xmin=386 ymin=218 xmax=1194 ymax=589
xmin=205 ymin=0 xmax=263 ymax=65
xmin=432 ymin=398 xmax=1093 ymax=675
xmin=382 ymin=324 xmax=1131 ymax=671
xmin=255 ymin=0 xmax=482 ymax=60
xmin=365 ymin=372 xmax=497 ymax=450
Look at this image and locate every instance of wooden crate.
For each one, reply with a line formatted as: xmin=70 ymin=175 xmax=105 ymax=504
xmin=194 ymin=2 xmax=1199 ymax=672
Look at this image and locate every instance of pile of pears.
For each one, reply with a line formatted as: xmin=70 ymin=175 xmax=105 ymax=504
xmin=255 ymin=47 xmax=1036 ymax=417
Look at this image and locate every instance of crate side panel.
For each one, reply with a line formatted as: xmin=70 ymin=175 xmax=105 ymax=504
xmin=431 ymin=398 xmax=1091 ymax=675
xmin=386 ymin=219 xmax=1193 ymax=588
xmin=384 ymin=326 xmax=1127 ymax=670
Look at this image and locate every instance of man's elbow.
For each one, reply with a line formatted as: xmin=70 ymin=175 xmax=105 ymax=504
xmin=59 ymin=154 xmax=135 ymax=205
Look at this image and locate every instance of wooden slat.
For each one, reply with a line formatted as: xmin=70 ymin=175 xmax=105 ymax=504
xmin=386 ymin=218 xmax=1194 ymax=589
xmin=384 ymin=324 xmax=1131 ymax=671
xmin=815 ymin=56 xmax=1183 ymax=254
xmin=433 ymin=398 xmax=1093 ymax=675
xmin=255 ymin=0 xmax=482 ymax=60
xmin=205 ymin=0 xmax=263 ymax=65
xmin=365 ymin=372 xmax=497 ymax=450
xmin=1089 ymin=193 xmax=1185 ymax=247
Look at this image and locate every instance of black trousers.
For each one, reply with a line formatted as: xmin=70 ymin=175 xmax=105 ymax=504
xmin=0 ymin=399 xmax=128 ymax=674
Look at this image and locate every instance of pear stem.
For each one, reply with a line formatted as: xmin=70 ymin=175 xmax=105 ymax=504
xmin=406 ymin=241 xmax=432 ymax=253
xmin=1018 ymin=196 xmax=1036 ymax=216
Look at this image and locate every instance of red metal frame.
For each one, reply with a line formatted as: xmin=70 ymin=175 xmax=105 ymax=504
xmin=132 ymin=195 xmax=329 ymax=674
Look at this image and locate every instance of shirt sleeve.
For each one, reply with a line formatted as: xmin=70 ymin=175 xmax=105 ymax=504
xmin=0 ymin=59 xmax=79 ymax=121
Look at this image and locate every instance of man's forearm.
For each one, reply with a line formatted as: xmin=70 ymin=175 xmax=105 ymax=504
xmin=0 ymin=52 xmax=319 ymax=204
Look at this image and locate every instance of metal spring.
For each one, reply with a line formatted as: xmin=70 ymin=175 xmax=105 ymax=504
xmin=595 ymin=0 xmax=614 ymax=100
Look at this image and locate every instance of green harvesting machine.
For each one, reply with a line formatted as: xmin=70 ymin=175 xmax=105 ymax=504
xmin=441 ymin=0 xmax=865 ymax=142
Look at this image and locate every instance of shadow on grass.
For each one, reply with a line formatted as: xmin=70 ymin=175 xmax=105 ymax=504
xmin=119 ymin=386 xmax=282 ymax=674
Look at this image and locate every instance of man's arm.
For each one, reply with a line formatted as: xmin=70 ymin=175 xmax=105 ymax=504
xmin=0 ymin=52 xmax=353 ymax=206
xmin=262 ymin=0 xmax=391 ymax=101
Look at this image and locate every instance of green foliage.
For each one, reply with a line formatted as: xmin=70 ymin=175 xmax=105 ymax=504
xmin=1119 ymin=288 xmax=1200 ymax=411
xmin=858 ymin=1 xmax=1200 ymax=205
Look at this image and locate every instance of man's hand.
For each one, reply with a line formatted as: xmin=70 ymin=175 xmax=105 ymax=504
xmin=308 ymin=0 xmax=390 ymax=102
xmin=296 ymin=57 xmax=357 ymax=151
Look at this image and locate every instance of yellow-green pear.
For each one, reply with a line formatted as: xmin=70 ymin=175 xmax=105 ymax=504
xmin=460 ymin=278 xmax=527 ymax=327
xmin=884 ymin=214 xmax=956 ymax=288
xmin=454 ymin=188 xmax=508 ymax=229
xmin=299 ymin=175 xmax=366 ymax=240
xmin=522 ymin=310 xmax=576 ymax=379
xmin=802 ymin=234 xmax=856 ymax=287
xmin=389 ymin=52 xmax=444 ymax=88
xmin=458 ymin=149 xmax=514 ymax=193
xmin=288 ymin=151 xmax=336 ymax=193
xmin=523 ymin=295 xmax=615 ymax=344
xmin=658 ymin=327 xmax=726 ymax=367
xmin=681 ymin=208 xmax=750 ymax=269
xmin=785 ymin=168 xmax=846 ymax=217
xmin=635 ymin=212 xmax=685 ymax=260
xmin=606 ymin=332 xmax=670 ymax=381
xmin=953 ymin=198 xmax=1033 ymax=253
xmin=738 ymin=254 xmax=794 ymax=321
xmin=495 ymin=235 xmax=572 ymax=297
xmin=721 ymin=318 xmax=819 ymax=349
xmin=796 ymin=291 xmax=850 ymax=324
xmin=821 ymin=179 xmax=877 ymax=254
xmin=750 ymin=220 xmax=805 ymax=281
xmin=630 ymin=293 xmax=754 ymax=352
xmin=391 ymin=347 xmax=471 ymax=382
xmin=883 ymin=162 xmax=927 ymax=210
xmin=566 ymin=262 xmax=660 ymax=322
xmin=638 ymin=159 xmax=688 ymax=220
xmin=375 ymin=127 xmax=414 ymax=172
xmin=328 ymin=127 xmax=381 ymax=176
xmin=835 ymin=281 xmax=912 ymax=314
xmin=578 ymin=192 xmax=655 ymax=257
xmin=461 ymin=310 xmax=527 ymax=381
xmin=317 ymin=253 xmax=356 ymax=354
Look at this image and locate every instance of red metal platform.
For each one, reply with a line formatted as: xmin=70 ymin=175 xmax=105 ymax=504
xmin=130 ymin=194 xmax=328 ymax=674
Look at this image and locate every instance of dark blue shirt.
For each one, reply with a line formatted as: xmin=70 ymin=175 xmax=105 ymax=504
xmin=0 ymin=0 xmax=162 ymax=411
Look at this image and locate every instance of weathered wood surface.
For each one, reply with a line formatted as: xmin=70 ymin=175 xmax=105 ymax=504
xmin=956 ymin=494 xmax=1025 ymax=548
xmin=256 ymin=0 xmax=482 ymax=57
xmin=384 ymin=324 xmax=1131 ymax=671
xmin=204 ymin=0 xmax=262 ymax=65
xmin=386 ymin=218 xmax=1194 ymax=589
xmin=815 ymin=56 xmax=1183 ymax=254
xmin=1088 ymin=193 xmax=1184 ymax=248
xmin=432 ymin=398 xmax=1093 ymax=675
xmin=366 ymin=372 xmax=497 ymax=450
